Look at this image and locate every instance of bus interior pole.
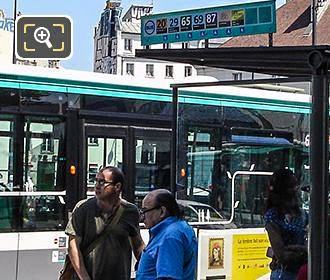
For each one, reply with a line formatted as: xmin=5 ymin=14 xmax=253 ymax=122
xmin=309 ymin=50 xmax=329 ymax=280
xmin=171 ymin=87 xmax=178 ymax=194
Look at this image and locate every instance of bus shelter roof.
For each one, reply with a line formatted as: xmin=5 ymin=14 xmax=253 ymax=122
xmin=136 ymin=45 xmax=330 ymax=78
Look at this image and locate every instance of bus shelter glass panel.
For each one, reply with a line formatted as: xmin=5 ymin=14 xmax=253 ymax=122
xmin=182 ymin=128 xmax=231 ymax=223
xmin=176 ymin=96 xmax=310 ymax=224
xmin=22 ymin=117 xmax=66 ymax=231
xmin=233 ymin=173 xmax=270 ymax=227
xmin=134 ymin=136 xmax=170 ymax=207
xmin=87 ymin=137 xmax=123 ymax=192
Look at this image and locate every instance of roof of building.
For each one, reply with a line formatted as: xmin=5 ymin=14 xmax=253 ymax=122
xmin=222 ymin=0 xmax=330 ymax=47
xmin=122 ymin=4 xmax=153 ymax=22
xmin=120 ymin=21 xmax=140 ymax=34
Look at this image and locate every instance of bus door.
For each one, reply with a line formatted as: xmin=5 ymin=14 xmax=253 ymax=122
xmin=133 ymin=127 xmax=171 ymax=207
xmin=84 ymin=124 xmax=171 ymax=207
xmin=85 ymin=124 xmax=127 ymax=196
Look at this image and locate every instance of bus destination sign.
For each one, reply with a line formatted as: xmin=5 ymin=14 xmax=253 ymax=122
xmin=141 ymin=0 xmax=276 ymax=46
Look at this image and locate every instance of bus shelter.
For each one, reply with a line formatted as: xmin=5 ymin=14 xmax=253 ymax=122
xmin=136 ymin=45 xmax=330 ymax=279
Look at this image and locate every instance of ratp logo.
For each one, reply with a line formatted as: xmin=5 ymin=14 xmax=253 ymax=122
xmin=144 ymin=20 xmax=155 ymax=35
xmin=15 ymin=15 xmax=73 ymax=60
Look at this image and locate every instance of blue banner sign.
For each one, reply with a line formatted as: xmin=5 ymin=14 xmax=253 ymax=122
xmin=0 ymin=18 xmax=14 ymax=32
xmin=141 ymin=0 xmax=276 ymax=46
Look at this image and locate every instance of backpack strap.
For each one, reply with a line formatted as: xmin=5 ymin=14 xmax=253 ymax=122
xmin=83 ymin=203 xmax=125 ymax=256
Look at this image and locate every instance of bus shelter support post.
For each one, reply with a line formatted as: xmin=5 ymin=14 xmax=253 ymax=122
xmin=308 ymin=50 xmax=329 ymax=280
xmin=171 ymin=86 xmax=178 ymax=194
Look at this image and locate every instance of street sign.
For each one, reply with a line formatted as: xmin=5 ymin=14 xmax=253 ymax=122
xmin=141 ymin=0 xmax=276 ymax=46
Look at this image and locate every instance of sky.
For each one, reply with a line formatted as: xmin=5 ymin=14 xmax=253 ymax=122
xmin=1 ymin=0 xmax=286 ymax=71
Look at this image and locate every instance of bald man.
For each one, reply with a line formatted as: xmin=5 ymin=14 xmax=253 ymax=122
xmin=137 ymin=189 xmax=197 ymax=280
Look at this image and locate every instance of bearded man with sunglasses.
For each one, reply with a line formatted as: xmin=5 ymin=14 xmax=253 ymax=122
xmin=136 ymin=189 xmax=197 ymax=280
xmin=65 ymin=166 xmax=144 ymax=280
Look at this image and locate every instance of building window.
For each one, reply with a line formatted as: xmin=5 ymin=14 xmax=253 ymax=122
xmin=124 ymin=39 xmax=132 ymax=51
xmin=185 ymin=66 xmax=192 ymax=77
xmin=233 ymin=72 xmax=243 ymax=80
xmin=146 ymin=64 xmax=154 ymax=77
xmin=165 ymin=65 xmax=174 ymax=78
xmin=88 ymin=138 xmax=99 ymax=146
xmin=126 ymin=63 xmax=134 ymax=75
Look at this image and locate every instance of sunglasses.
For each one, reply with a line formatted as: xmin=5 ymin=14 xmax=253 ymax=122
xmin=95 ymin=179 xmax=115 ymax=186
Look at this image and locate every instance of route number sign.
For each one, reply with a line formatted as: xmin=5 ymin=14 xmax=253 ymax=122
xmin=141 ymin=0 xmax=276 ymax=45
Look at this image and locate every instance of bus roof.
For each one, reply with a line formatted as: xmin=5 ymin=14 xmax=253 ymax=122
xmin=0 ymin=64 xmax=311 ymax=110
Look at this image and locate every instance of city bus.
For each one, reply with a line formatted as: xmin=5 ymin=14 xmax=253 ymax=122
xmin=0 ymin=64 xmax=311 ymax=279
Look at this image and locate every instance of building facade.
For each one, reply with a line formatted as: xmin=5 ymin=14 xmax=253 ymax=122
xmin=0 ymin=9 xmax=14 ymax=65
xmin=93 ymin=1 xmax=198 ymax=80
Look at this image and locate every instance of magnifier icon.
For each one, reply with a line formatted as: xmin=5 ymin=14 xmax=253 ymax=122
xmin=34 ymin=27 xmax=53 ymax=48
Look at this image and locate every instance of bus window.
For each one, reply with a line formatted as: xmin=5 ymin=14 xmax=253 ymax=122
xmin=21 ymin=117 xmax=66 ymax=230
xmin=0 ymin=120 xmax=14 ymax=192
xmin=86 ymin=138 xmax=123 ymax=192
xmin=0 ymin=118 xmax=15 ymax=230
xmin=134 ymin=132 xmax=171 ymax=207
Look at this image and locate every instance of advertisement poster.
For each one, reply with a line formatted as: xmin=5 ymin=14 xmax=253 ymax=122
xmin=232 ymin=234 xmax=271 ymax=280
xmin=208 ymin=238 xmax=224 ymax=269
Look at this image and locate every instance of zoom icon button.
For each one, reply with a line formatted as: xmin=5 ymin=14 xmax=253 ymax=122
xmin=16 ymin=15 xmax=72 ymax=60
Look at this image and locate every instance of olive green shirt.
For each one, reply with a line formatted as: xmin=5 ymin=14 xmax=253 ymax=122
xmin=65 ymin=197 xmax=140 ymax=280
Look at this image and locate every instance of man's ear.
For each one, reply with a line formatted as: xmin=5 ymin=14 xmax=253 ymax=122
xmin=115 ymin=182 xmax=122 ymax=191
xmin=160 ymin=206 xmax=168 ymax=219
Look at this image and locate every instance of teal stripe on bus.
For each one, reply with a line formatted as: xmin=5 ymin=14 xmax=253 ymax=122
xmin=19 ymin=82 xmax=67 ymax=93
xmin=0 ymin=81 xmax=20 ymax=89
xmin=0 ymin=75 xmax=170 ymax=96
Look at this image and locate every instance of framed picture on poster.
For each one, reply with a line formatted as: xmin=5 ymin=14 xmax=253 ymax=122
xmin=208 ymin=238 xmax=224 ymax=269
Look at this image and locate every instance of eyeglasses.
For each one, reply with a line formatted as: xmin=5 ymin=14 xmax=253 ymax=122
xmin=95 ymin=179 xmax=115 ymax=187
xmin=139 ymin=206 xmax=160 ymax=218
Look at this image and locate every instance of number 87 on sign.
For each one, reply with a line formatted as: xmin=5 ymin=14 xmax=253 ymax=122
xmin=205 ymin=12 xmax=217 ymax=29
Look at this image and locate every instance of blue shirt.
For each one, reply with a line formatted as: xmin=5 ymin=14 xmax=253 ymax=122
xmin=264 ymin=208 xmax=307 ymax=246
xmin=137 ymin=216 xmax=197 ymax=280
